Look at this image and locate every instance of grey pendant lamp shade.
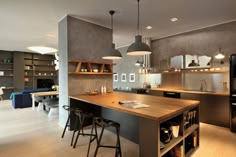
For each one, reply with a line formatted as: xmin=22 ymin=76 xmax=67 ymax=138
xmin=127 ymin=0 xmax=151 ymax=56
xmin=102 ymin=10 xmax=122 ymax=60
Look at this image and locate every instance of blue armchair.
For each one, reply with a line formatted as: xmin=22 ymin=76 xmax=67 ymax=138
xmin=11 ymin=88 xmax=51 ymax=109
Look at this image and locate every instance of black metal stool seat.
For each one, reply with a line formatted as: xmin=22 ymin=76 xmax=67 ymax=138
xmin=61 ymin=105 xmax=81 ymax=138
xmin=71 ymin=110 xmax=95 ymax=148
xmin=87 ymin=117 xmax=122 ymax=157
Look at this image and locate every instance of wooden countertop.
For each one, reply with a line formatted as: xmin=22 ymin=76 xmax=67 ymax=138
xmin=149 ymin=88 xmax=229 ymax=96
xmin=70 ymin=92 xmax=199 ymax=122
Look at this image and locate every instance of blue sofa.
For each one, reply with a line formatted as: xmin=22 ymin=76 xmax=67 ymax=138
xmin=11 ymin=88 xmax=51 ymax=109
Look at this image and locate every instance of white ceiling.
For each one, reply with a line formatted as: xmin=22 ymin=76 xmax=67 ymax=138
xmin=1 ymin=0 xmax=236 ymax=53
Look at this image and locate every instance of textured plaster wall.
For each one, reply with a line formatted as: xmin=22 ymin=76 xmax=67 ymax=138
xmin=113 ymin=46 xmax=142 ymax=90
xmin=149 ymin=21 xmax=235 ymax=90
xmin=58 ymin=16 xmax=69 ymax=126
xmin=58 ymin=15 xmax=112 ymax=126
xmin=115 ymin=21 xmax=235 ymax=90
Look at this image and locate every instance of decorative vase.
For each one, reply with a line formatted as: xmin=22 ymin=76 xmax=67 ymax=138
xmin=171 ymin=125 xmax=180 ymax=138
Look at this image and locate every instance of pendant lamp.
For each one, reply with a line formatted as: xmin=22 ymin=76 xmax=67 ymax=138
xmin=215 ymin=48 xmax=225 ymax=59
xmin=127 ymin=0 xmax=151 ymax=56
xmin=102 ymin=10 xmax=122 ymax=60
xmin=188 ymin=60 xmax=199 ymax=67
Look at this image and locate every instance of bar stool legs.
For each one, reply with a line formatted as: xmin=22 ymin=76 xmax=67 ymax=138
xmin=61 ymin=113 xmax=70 ymax=138
xmin=61 ymin=105 xmax=72 ymax=138
xmin=71 ymin=113 xmax=84 ymax=148
xmin=72 ymin=111 xmax=94 ymax=148
xmin=87 ymin=117 xmax=122 ymax=157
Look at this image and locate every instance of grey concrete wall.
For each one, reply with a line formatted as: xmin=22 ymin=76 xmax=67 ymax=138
xmin=113 ymin=46 xmax=142 ymax=90
xmin=116 ymin=21 xmax=235 ymax=91
xmin=58 ymin=15 xmax=113 ymax=126
xmin=67 ymin=16 xmax=112 ymax=94
xmin=151 ymin=21 xmax=236 ymax=67
xmin=58 ymin=16 xmax=69 ymax=126
xmin=150 ymin=21 xmax=235 ymax=90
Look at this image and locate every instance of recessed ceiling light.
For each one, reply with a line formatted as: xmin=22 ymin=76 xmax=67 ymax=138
xmin=171 ymin=18 xmax=178 ymax=22
xmin=146 ymin=26 xmax=152 ymax=29
xmin=27 ymin=46 xmax=58 ymax=54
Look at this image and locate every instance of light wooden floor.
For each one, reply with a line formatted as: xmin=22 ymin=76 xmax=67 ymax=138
xmin=0 ymin=100 xmax=236 ymax=157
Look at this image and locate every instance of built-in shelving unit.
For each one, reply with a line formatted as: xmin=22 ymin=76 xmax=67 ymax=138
xmin=68 ymin=60 xmax=115 ymax=75
xmin=24 ymin=53 xmax=58 ymax=89
xmin=159 ymin=106 xmax=199 ymax=157
xmin=0 ymin=51 xmax=14 ymax=99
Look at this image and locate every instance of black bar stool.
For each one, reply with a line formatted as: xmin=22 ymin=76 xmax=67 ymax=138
xmin=61 ymin=105 xmax=80 ymax=138
xmin=87 ymin=117 xmax=122 ymax=157
xmin=71 ymin=110 xmax=94 ymax=148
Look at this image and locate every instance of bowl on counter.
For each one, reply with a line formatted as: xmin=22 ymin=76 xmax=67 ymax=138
xmin=93 ymin=69 xmax=98 ymax=72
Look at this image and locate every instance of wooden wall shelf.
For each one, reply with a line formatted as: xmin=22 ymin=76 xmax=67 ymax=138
xmin=69 ymin=72 xmax=115 ymax=75
xmin=34 ymin=64 xmax=55 ymax=66
xmin=0 ymin=63 xmax=13 ymax=65
xmin=140 ymin=69 xmax=229 ymax=75
xmin=0 ymin=69 xmax=13 ymax=71
xmin=0 ymin=75 xmax=14 ymax=77
xmin=1 ymin=87 xmax=14 ymax=90
xmin=69 ymin=60 xmax=114 ymax=75
xmin=34 ymin=75 xmax=57 ymax=77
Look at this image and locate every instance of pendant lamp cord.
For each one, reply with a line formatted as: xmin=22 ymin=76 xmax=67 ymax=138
xmin=137 ymin=0 xmax=140 ymax=35
xmin=110 ymin=10 xmax=115 ymax=43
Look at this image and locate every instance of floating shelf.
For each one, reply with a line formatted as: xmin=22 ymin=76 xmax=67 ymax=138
xmin=33 ymin=58 xmax=54 ymax=61
xmin=0 ymin=75 xmax=14 ymax=77
xmin=139 ymin=69 xmax=229 ymax=75
xmin=69 ymin=72 xmax=115 ymax=75
xmin=24 ymin=69 xmax=34 ymax=71
xmin=34 ymin=64 xmax=55 ymax=66
xmin=1 ymin=87 xmax=14 ymax=90
xmin=0 ymin=63 xmax=13 ymax=65
xmin=34 ymin=75 xmax=57 ymax=77
xmin=69 ymin=60 xmax=115 ymax=75
xmin=35 ymin=70 xmax=57 ymax=72
xmin=0 ymin=69 xmax=13 ymax=71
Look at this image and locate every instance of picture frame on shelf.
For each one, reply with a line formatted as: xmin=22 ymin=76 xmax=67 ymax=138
xmin=113 ymin=74 xmax=118 ymax=82
xmin=121 ymin=73 xmax=126 ymax=82
xmin=129 ymin=73 xmax=135 ymax=82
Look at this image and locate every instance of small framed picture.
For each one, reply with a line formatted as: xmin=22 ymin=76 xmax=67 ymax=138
xmin=129 ymin=73 xmax=135 ymax=82
xmin=121 ymin=73 xmax=126 ymax=82
xmin=113 ymin=74 xmax=118 ymax=82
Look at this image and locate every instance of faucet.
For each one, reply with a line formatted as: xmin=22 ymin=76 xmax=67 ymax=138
xmin=200 ymin=79 xmax=207 ymax=91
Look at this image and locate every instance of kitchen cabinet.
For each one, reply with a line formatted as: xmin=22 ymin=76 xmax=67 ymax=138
xmin=149 ymin=88 xmax=229 ymax=127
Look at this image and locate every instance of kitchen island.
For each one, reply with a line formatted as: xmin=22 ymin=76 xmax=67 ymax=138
xmin=70 ymin=92 xmax=200 ymax=157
